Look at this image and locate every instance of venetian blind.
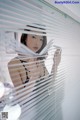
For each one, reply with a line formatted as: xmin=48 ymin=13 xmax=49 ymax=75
xmin=0 ymin=0 xmax=80 ymax=120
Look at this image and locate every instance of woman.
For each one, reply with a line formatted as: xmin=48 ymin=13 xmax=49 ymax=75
xmin=8 ymin=32 xmax=61 ymax=119
xmin=8 ymin=33 xmax=48 ymax=96
xmin=8 ymin=32 xmax=61 ymax=84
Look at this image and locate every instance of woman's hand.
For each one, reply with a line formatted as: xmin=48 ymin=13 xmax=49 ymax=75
xmin=53 ymin=48 xmax=61 ymax=67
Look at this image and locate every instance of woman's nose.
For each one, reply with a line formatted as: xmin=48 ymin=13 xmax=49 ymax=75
xmin=34 ymin=39 xmax=39 ymax=46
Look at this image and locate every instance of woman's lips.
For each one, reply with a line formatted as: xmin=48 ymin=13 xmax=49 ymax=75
xmin=33 ymin=47 xmax=38 ymax=50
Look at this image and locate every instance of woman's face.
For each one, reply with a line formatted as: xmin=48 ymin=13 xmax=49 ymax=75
xmin=26 ymin=34 xmax=43 ymax=52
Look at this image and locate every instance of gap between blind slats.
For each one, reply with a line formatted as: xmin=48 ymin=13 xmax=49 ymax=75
xmin=10 ymin=76 xmax=64 ymax=106
xmin=20 ymin=85 xmax=63 ymax=120
xmin=12 ymin=69 xmax=64 ymax=92
xmin=17 ymin=84 xmax=63 ymax=113
xmin=12 ymin=72 xmax=64 ymax=100
xmin=12 ymin=74 xmax=64 ymax=100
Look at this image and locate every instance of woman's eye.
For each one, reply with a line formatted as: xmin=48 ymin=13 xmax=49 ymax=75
xmin=40 ymin=39 xmax=43 ymax=41
xmin=32 ymin=36 xmax=36 ymax=38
